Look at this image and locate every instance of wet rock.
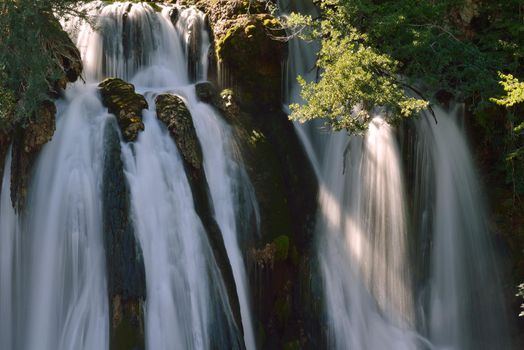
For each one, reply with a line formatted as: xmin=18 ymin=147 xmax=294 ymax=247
xmin=154 ymin=93 xmax=244 ymax=342
xmin=195 ymin=81 xmax=218 ymax=103
xmin=222 ymin=94 xmax=320 ymax=347
xmin=103 ymin=121 xmax=146 ymax=350
xmin=7 ymin=17 xmax=82 ymax=210
xmin=48 ymin=17 xmax=83 ymax=95
xmin=215 ymin=14 xmax=285 ymax=111
xmin=10 ymin=101 xmax=56 ymax=211
xmin=98 ymin=78 xmax=147 ymax=142
xmin=169 ymin=6 xmax=179 ymax=23
xmin=155 ymin=94 xmax=202 ymax=169
xmin=179 ymin=0 xmax=284 ymax=110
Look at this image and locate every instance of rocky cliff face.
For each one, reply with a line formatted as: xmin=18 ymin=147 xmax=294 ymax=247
xmin=177 ymin=0 xmax=285 ymax=111
xmin=4 ymin=17 xmax=82 ymax=211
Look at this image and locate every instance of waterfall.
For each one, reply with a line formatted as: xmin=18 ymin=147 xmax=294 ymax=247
xmin=316 ymin=119 xmax=421 ymax=349
xmin=281 ymin=0 xmax=510 ymax=349
xmin=80 ymin=2 xmax=257 ymax=348
xmin=2 ymin=1 xmax=257 ymax=349
xmin=0 ymin=150 xmax=20 ymax=350
xmin=121 ymin=100 xmax=238 ymax=349
xmin=415 ymin=106 xmax=510 ymax=349
xmin=0 ymin=85 xmax=110 ymax=350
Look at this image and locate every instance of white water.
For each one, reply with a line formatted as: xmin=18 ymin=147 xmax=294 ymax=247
xmin=186 ymin=92 xmax=257 ymax=350
xmin=76 ymin=2 xmax=256 ymax=348
xmin=0 ymin=85 xmax=110 ymax=350
xmin=1 ymin=1 xmax=257 ymax=349
xmin=121 ymin=102 xmax=235 ymax=349
xmin=416 ymin=107 xmax=510 ymax=349
xmin=316 ymin=119 xmax=421 ymax=350
xmin=280 ymin=0 xmax=510 ymax=348
xmin=0 ymin=150 xmax=20 ymax=350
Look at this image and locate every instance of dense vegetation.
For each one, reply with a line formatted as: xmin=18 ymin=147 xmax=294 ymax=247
xmin=286 ymin=0 xmax=523 ymax=131
xmin=284 ymin=0 xmax=524 ymax=317
xmin=0 ymin=0 xmax=86 ymax=131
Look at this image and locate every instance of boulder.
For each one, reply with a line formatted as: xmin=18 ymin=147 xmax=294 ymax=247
xmin=98 ymin=78 xmax=147 ymax=142
xmin=103 ymin=121 xmax=146 ymax=350
xmin=195 ymin=81 xmax=218 ymax=103
xmin=155 ymin=94 xmax=202 ymax=169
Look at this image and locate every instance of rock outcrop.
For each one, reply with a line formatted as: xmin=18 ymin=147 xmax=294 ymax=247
xmin=103 ymin=121 xmax=146 ymax=350
xmin=98 ymin=78 xmax=148 ymax=142
xmin=177 ymin=0 xmax=285 ymax=111
xmin=155 ymin=94 xmax=202 ymax=169
xmin=195 ymin=81 xmax=218 ymax=103
xmin=48 ymin=17 xmax=83 ymax=94
xmin=214 ymin=14 xmax=284 ymax=110
xmin=155 ymin=93 xmax=244 ymax=342
xmin=4 ymin=17 xmax=82 ymax=210
xmin=207 ymin=87 xmax=320 ymax=348
xmin=10 ymin=101 xmax=56 ymax=211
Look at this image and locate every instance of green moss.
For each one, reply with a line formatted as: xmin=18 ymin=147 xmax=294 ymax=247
xmin=111 ymin=300 xmax=145 ymax=350
xmin=215 ymin=25 xmax=240 ymax=63
xmin=262 ymin=17 xmax=280 ymax=28
xmin=273 ymin=235 xmax=289 ymax=261
xmin=244 ymin=24 xmax=256 ymax=37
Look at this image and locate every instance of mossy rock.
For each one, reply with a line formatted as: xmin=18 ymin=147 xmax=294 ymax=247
xmin=155 ymin=94 xmax=203 ymax=170
xmin=195 ymin=81 xmax=218 ymax=103
xmin=98 ymin=78 xmax=147 ymax=142
xmin=215 ymin=14 xmax=285 ymax=110
xmin=185 ymin=0 xmax=267 ymax=26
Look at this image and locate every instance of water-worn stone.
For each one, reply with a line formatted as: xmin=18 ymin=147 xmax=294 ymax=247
xmin=98 ymin=78 xmax=147 ymax=142
xmin=155 ymin=93 xmax=244 ymax=343
xmin=155 ymin=94 xmax=203 ymax=170
xmin=103 ymin=121 xmax=146 ymax=349
xmin=195 ymin=81 xmax=218 ymax=103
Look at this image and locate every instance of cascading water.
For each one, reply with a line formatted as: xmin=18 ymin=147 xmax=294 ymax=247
xmin=78 ymin=2 xmax=257 ymax=348
xmin=315 ymin=118 xmax=422 ymax=349
xmin=415 ymin=106 xmax=510 ymax=349
xmin=121 ymin=100 xmax=239 ymax=349
xmin=0 ymin=151 xmax=20 ymax=350
xmin=0 ymin=85 xmax=110 ymax=350
xmin=280 ymin=0 xmax=419 ymax=348
xmin=2 ymin=1 xmax=257 ymax=349
xmin=186 ymin=92 xmax=257 ymax=350
xmin=280 ymin=0 xmax=511 ymax=348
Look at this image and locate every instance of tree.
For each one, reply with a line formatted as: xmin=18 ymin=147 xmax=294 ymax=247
xmin=285 ymin=0 xmax=524 ymax=133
